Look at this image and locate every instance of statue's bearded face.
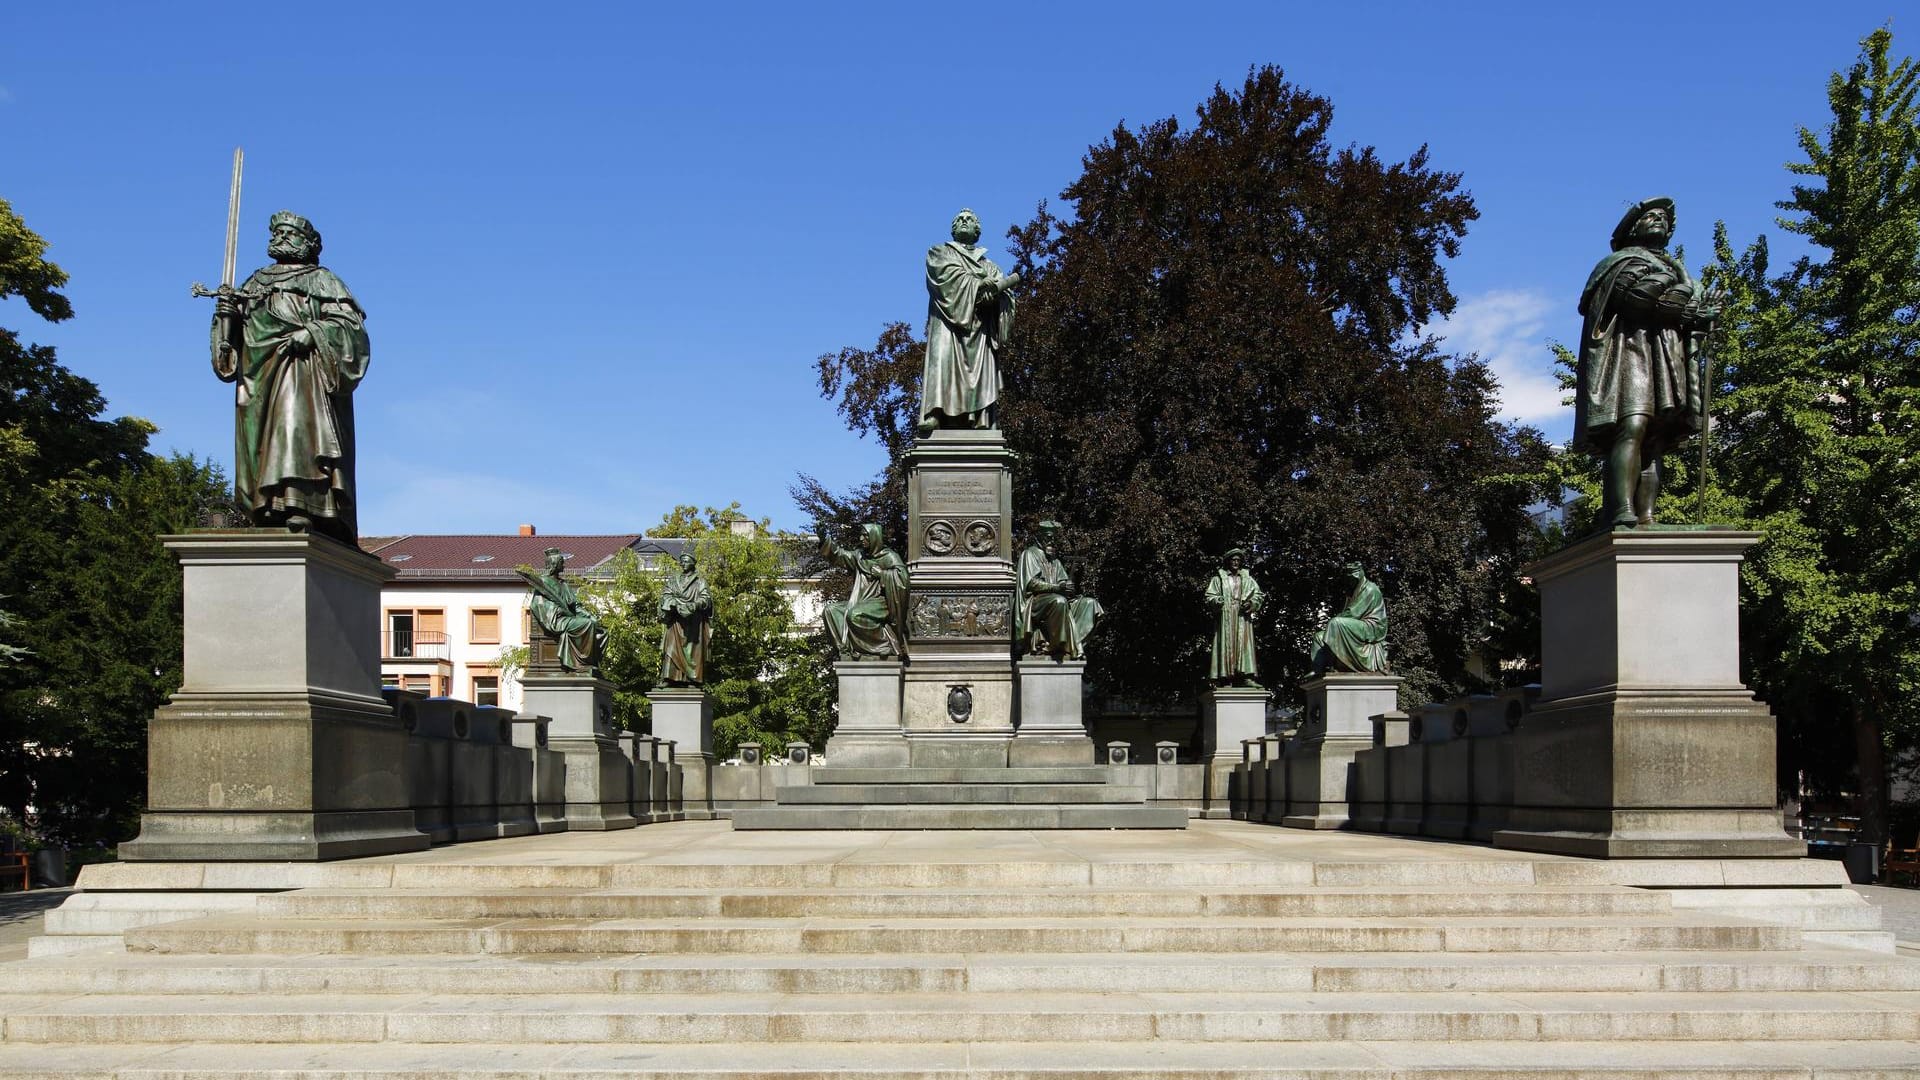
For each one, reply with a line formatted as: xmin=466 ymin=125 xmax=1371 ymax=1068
xmin=951 ymin=213 xmax=982 ymax=245
xmin=268 ymin=223 xmax=317 ymax=264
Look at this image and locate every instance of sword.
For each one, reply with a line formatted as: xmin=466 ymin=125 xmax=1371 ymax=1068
xmin=191 ymin=147 xmax=244 ymax=379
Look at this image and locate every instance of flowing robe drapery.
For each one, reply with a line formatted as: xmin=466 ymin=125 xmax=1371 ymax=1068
xmin=225 ymin=262 xmax=369 ymax=541
xmin=921 ymin=241 xmax=1015 ymax=429
xmin=1313 ymin=578 xmax=1388 ymax=674
xmin=658 ymin=567 xmax=713 ymax=685
xmin=1206 ymin=568 xmax=1262 ymax=682
xmin=520 ymin=569 xmax=606 ymax=673
xmin=1014 ymin=545 xmax=1103 ymax=660
xmin=1574 ymin=245 xmax=1705 ymax=460
xmin=822 ymin=531 xmax=910 ymax=659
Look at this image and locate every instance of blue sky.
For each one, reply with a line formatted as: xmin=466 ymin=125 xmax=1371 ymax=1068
xmin=0 ymin=3 xmax=1901 ymax=535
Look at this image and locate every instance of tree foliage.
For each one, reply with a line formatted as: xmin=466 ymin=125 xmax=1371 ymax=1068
xmin=576 ymin=505 xmax=830 ymax=760
xmin=0 ymin=200 xmax=228 ymax=847
xmin=809 ymin=68 xmax=1554 ymax=707
xmin=1699 ymin=28 xmax=1920 ymax=842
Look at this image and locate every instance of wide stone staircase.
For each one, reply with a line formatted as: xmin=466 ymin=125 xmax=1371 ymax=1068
xmin=3 ymin=847 xmax=1919 ymax=1077
xmin=732 ymin=765 xmax=1190 ymax=829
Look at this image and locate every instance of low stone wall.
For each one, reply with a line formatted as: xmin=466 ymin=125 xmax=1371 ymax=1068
xmin=705 ymin=756 xmax=1208 ymax=819
xmin=386 ymin=689 xmax=686 ymax=847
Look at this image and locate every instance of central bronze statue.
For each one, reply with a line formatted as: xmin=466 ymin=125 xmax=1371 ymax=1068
xmin=1576 ymin=196 xmax=1718 ymax=529
xmin=210 ymin=211 xmax=369 ymax=544
xmin=919 ymin=208 xmax=1020 ymax=435
xmin=1014 ymin=521 xmax=1103 ymax=661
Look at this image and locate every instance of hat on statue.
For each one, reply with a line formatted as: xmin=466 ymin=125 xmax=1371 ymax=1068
xmin=1610 ymin=196 xmax=1674 ymax=251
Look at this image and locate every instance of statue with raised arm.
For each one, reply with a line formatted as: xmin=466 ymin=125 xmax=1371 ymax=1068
xmin=1311 ymin=562 xmax=1388 ymax=675
xmin=1206 ymin=547 xmax=1263 ymax=686
xmin=1576 ymin=196 xmax=1718 ymax=529
xmin=209 ymin=211 xmax=369 ymax=544
xmin=919 ymin=208 xmax=1020 ymax=435
xmin=819 ymin=524 xmax=910 ymax=660
xmin=518 ymin=547 xmax=607 ymax=675
xmin=658 ymin=551 xmax=713 ymax=686
xmin=1015 ymin=521 xmax=1103 ymax=661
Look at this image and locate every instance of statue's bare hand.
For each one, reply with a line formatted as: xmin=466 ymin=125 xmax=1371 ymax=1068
xmin=214 ymin=295 xmax=244 ymax=319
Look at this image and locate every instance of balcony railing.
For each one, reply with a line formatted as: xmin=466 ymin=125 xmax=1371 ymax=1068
xmin=382 ymin=630 xmax=450 ymax=661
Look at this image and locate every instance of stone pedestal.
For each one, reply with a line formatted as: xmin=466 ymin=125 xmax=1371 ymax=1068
xmin=1011 ymin=658 xmax=1095 ymax=766
xmin=122 ymin=531 xmax=428 ymax=862
xmin=824 ymin=661 xmax=909 ymax=767
xmin=903 ymin=430 xmax=1019 ymax=768
xmin=1200 ymin=686 xmax=1269 ymax=820
xmin=650 ymin=687 xmax=714 ymax=820
xmin=1494 ymin=529 xmax=1803 ymax=858
xmin=1283 ymin=673 xmax=1404 ymax=830
xmin=520 ymin=674 xmax=635 ymax=831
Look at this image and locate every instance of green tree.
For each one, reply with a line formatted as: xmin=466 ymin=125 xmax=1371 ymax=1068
xmin=809 ymin=68 xmax=1553 ymax=707
xmin=0 ymin=198 xmax=229 ymax=847
xmin=574 ymin=505 xmax=829 ymax=760
xmin=1702 ymin=28 xmax=1920 ymax=844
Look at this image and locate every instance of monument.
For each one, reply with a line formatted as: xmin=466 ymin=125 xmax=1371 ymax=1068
xmin=206 ymin=209 xmax=370 ymax=545
xmin=1571 ymin=196 xmax=1719 ymax=530
xmin=125 ymin=205 xmax=425 ymax=861
xmin=1286 ymin=563 xmax=1403 ymax=829
xmin=1494 ymin=196 xmax=1797 ymax=857
xmin=1200 ymin=548 xmax=1269 ymax=817
xmin=819 ymin=524 xmax=915 ymax=766
xmin=1010 ymin=522 xmax=1101 ymax=765
xmin=517 ymin=549 xmax=634 ymax=830
xmin=651 ymin=551 xmax=715 ymax=818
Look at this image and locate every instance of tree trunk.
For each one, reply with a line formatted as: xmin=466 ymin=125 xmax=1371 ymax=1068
xmin=1851 ymin=688 xmax=1891 ymax=847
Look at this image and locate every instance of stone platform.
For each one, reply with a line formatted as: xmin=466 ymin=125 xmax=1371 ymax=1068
xmin=8 ymin=822 xmax=1920 ymax=1077
xmin=731 ymin=766 xmax=1189 ymax=830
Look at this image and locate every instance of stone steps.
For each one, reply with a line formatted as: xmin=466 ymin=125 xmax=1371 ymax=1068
xmin=250 ymin=884 xmax=1675 ymax=919
xmin=808 ymin=767 xmax=1114 ymax=784
xmin=11 ymin=950 xmax=1920 ymax=996
xmin=6 ymin=989 xmax=1920 ymax=1044
xmin=731 ymin=805 xmax=1190 ymax=829
xmin=770 ymin=783 xmax=1153 ymax=804
xmin=121 ymin=913 xmax=1804 ymax=956
xmin=4 ymin=1038 xmax=1920 ymax=1077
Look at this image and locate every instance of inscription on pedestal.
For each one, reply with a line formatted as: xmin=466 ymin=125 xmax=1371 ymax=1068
xmin=921 ymin=471 xmax=1001 ymax=514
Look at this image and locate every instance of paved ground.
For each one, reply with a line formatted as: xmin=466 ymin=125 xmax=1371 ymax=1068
xmin=0 ymin=887 xmax=71 ymax=961
xmin=1856 ymin=882 xmax=1920 ymax=950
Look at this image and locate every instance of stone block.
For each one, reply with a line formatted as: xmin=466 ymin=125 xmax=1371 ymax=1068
xmin=1494 ymin=529 xmax=1802 ymax=859
xmin=1384 ymin=742 xmax=1425 ymax=835
xmin=122 ymin=531 xmax=427 ymax=862
xmin=1299 ymin=673 xmax=1405 ymax=743
xmin=1201 ymin=686 xmax=1269 ymax=820
xmin=1420 ymin=737 xmax=1473 ymax=839
xmin=651 ymin=688 xmax=714 ymax=819
xmin=1281 ymin=735 xmax=1370 ymax=829
xmin=1349 ymin=746 xmax=1389 ymax=832
xmin=1468 ymin=731 xmax=1516 ymax=842
xmin=1011 ymin=658 xmax=1094 ymax=766
xmin=824 ymin=661 xmax=909 ymax=767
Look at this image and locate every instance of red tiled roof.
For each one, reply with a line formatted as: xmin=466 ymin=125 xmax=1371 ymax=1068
xmin=374 ymin=534 xmax=647 ymax=580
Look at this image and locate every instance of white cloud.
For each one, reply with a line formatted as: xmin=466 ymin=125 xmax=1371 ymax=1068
xmin=1431 ymin=288 xmax=1568 ymax=426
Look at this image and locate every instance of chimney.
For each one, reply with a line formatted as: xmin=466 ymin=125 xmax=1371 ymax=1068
xmin=518 ymin=524 xmax=536 ymax=537
xmin=728 ymin=517 xmax=757 ymax=538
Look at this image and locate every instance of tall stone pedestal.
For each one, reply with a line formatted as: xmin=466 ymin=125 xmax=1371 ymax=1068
xmin=121 ymin=531 xmax=428 ymax=862
xmin=824 ymin=661 xmax=910 ymax=766
xmin=1284 ymin=673 xmax=1403 ymax=830
xmin=1201 ymin=686 xmax=1269 ymax=820
xmin=521 ymin=674 xmax=635 ymax=831
xmin=650 ymin=687 xmax=714 ymax=820
xmin=1011 ymin=659 xmax=1095 ymax=766
xmin=903 ymin=429 xmax=1019 ymax=768
xmin=1494 ymin=529 xmax=1802 ymax=858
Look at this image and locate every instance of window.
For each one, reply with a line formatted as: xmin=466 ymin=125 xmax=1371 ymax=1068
xmin=471 ymin=608 xmax=500 ymax=644
xmin=385 ymin=608 xmax=445 ymax=658
xmin=471 ymin=675 xmax=500 ymax=708
xmin=398 ymin=674 xmax=433 ymax=695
